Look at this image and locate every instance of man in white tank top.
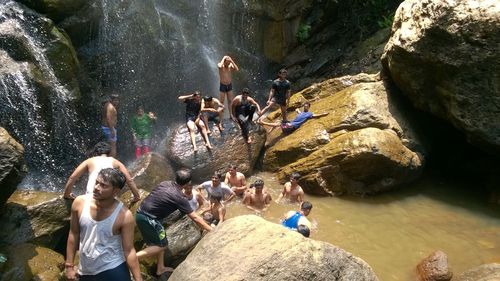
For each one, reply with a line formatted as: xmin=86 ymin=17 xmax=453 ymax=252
xmin=65 ymin=168 xmax=142 ymax=281
xmin=63 ymin=142 xmax=140 ymax=203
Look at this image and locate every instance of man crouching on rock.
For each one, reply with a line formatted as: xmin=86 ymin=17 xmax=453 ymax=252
xmin=135 ymin=169 xmax=212 ymax=277
xmin=65 ymin=168 xmax=142 ymax=281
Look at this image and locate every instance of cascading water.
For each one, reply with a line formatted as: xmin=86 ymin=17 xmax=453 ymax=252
xmin=0 ymin=1 xmax=87 ymax=190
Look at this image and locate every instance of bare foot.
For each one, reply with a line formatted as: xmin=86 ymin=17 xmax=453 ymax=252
xmin=247 ymin=136 xmax=253 ymax=144
xmin=207 ymin=130 xmax=212 ymax=135
xmin=193 ymin=146 xmax=198 ymax=152
xmin=218 ymin=125 xmax=224 ymax=132
xmin=206 ymin=143 xmax=212 ymax=150
xmin=156 ymin=267 xmax=174 ymax=276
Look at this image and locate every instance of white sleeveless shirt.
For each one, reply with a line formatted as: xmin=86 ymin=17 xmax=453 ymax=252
xmin=78 ymin=194 xmax=125 ymax=275
xmin=187 ymin=189 xmax=200 ymax=211
xmin=86 ymin=156 xmax=114 ymax=194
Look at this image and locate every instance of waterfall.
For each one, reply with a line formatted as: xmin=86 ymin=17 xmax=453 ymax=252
xmin=0 ymin=1 xmax=87 ymax=190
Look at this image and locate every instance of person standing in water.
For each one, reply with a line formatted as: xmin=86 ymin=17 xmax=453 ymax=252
xmin=259 ymin=69 xmax=292 ymax=122
xmin=178 ymin=91 xmax=212 ymax=152
xmin=218 ymin=55 xmax=239 ymax=113
xmin=242 ymin=179 xmax=272 ymax=212
xmin=63 ymin=141 xmax=140 ymax=203
xmin=275 ymin=172 xmax=305 ymax=204
xmin=201 ymin=193 xmax=226 ymax=226
xmin=281 ymin=201 xmax=313 ymax=237
xmin=224 ymin=164 xmax=247 ymax=197
xmin=65 ymin=168 xmax=142 ymax=281
xmin=130 ymin=105 xmax=157 ymax=159
xmin=102 ymin=94 xmax=119 ymax=157
xmin=230 ymin=88 xmax=261 ymax=144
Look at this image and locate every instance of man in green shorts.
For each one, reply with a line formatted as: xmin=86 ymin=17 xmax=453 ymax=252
xmin=135 ymin=169 xmax=212 ymax=276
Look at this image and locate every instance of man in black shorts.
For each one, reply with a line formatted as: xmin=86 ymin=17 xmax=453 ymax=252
xmin=200 ymin=96 xmax=224 ymax=134
xmin=135 ymin=169 xmax=212 ymax=276
xmin=230 ymin=88 xmax=261 ymax=144
xmin=178 ymin=92 xmax=212 ymax=152
xmin=259 ymin=68 xmax=292 ymax=122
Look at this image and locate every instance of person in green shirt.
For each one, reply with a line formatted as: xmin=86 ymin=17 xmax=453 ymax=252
xmin=130 ymin=105 xmax=157 ymax=159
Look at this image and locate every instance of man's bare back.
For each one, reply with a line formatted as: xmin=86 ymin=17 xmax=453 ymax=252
xmin=102 ymin=101 xmax=117 ymax=128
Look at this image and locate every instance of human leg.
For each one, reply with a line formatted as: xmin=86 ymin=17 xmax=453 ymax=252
xmin=202 ymin=113 xmax=211 ymax=134
xmin=196 ymin=119 xmax=212 ymax=149
xmin=83 ymin=262 xmax=131 ymax=281
xmin=280 ymin=105 xmax=288 ymax=122
xmin=136 ymin=212 xmax=170 ymax=274
xmin=186 ymin=120 xmax=198 ymax=152
xmin=219 ymin=91 xmax=226 ymax=108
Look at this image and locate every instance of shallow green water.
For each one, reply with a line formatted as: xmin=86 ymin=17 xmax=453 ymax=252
xmin=223 ymin=172 xmax=500 ymax=281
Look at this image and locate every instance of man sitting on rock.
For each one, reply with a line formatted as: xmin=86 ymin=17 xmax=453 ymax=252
xmin=281 ymin=201 xmax=313 ymax=237
xmin=258 ymin=102 xmax=328 ymax=134
xmin=275 ymin=172 xmax=304 ymax=204
xmin=242 ymin=179 xmax=272 ymax=212
xmin=230 ymin=88 xmax=261 ymax=144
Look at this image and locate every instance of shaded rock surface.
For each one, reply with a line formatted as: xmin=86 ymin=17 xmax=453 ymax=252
xmin=0 ymin=243 xmax=64 ymax=281
xmin=454 ymin=263 xmax=500 ymax=281
xmin=170 ymin=215 xmax=379 ymax=281
xmin=129 ymin=152 xmax=174 ymax=192
xmin=416 ymin=250 xmax=452 ymax=281
xmin=0 ymin=191 xmax=70 ymax=248
xmin=264 ymin=76 xmax=424 ymax=195
xmin=16 ymin=0 xmax=86 ymax=22
xmin=0 ymin=127 xmax=25 ymax=207
xmin=167 ymin=120 xmax=266 ymax=181
xmin=382 ymin=0 xmax=500 ymax=155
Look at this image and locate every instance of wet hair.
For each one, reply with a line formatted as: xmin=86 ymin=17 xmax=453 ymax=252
xmin=253 ymin=179 xmax=264 ymax=188
xmin=212 ymin=171 xmax=223 ymax=181
xmin=203 ymin=96 xmax=213 ymax=102
xmin=241 ymin=88 xmax=250 ymax=95
xmin=290 ymin=172 xmax=301 ymax=180
xmin=110 ymin=94 xmax=119 ymax=100
xmin=93 ymin=141 xmax=111 ymax=156
xmin=297 ymin=225 xmax=310 ymax=238
xmin=301 ymin=201 xmax=313 ymax=211
xmin=303 ymin=102 xmax=311 ymax=107
xmin=175 ymin=169 xmax=192 ymax=185
xmin=278 ymin=68 xmax=287 ymax=74
xmin=136 ymin=105 xmax=144 ymax=111
xmin=228 ymin=163 xmax=237 ymax=170
xmin=192 ymin=91 xmax=200 ymax=97
xmin=98 ymin=168 xmax=126 ymax=189
xmin=203 ymin=212 xmax=214 ymax=224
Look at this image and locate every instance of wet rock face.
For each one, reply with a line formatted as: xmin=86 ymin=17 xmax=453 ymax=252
xmin=0 ymin=127 xmax=25 ymax=207
xmin=264 ymin=76 xmax=425 ymax=196
xmin=170 ymin=215 xmax=379 ymax=281
xmin=382 ymin=0 xmax=500 ymax=155
xmin=16 ymin=0 xmax=86 ymax=22
xmin=454 ymin=263 xmax=500 ymax=281
xmin=167 ymin=120 xmax=266 ymax=181
xmin=416 ymin=251 xmax=452 ymax=281
xmin=129 ymin=152 xmax=174 ymax=192
xmin=0 ymin=191 xmax=71 ymax=248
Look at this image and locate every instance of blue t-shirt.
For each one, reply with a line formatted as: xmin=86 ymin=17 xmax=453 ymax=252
xmin=282 ymin=211 xmax=302 ymax=230
xmin=290 ymin=111 xmax=313 ymax=129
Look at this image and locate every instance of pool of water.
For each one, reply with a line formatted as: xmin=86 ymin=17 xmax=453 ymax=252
xmin=223 ymin=172 xmax=500 ymax=281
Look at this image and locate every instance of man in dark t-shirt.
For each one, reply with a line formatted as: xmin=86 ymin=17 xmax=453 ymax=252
xmin=259 ymin=69 xmax=292 ymax=122
xmin=135 ymin=169 xmax=212 ymax=276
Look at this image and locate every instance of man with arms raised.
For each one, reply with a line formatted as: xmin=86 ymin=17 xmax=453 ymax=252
xmin=275 ymin=172 xmax=304 ymax=204
xmin=102 ymin=94 xmax=119 ymax=157
xmin=135 ymin=169 xmax=212 ymax=276
xmin=63 ymin=141 xmax=140 ymax=203
xmin=242 ymin=179 xmax=272 ymax=212
xmin=218 ymin=55 xmax=239 ymax=110
xmin=224 ymin=164 xmax=247 ymax=197
xmin=65 ymin=168 xmax=142 ymax=281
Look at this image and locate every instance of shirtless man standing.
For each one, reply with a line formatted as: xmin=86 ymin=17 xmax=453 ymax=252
xmin=102 ymin=94 xmax=119 ymax=157
xmin=224 ymin=164 xmax=247 ymax=197
xmin=242 ymin=179 xmax=272 ymax=212
xmin=218 ymin=55 xmax=239 ymax=110
xmin=275 ymin=172 xmax=304 ymax=204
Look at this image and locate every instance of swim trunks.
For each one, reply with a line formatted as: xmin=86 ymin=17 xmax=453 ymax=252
xmin=219 ymin=83 xmax=233 ymax=93
xmin=101 ymin=126 xmax=117 ymax=142
xmin=135 ymin=211 xmax=167 ymax=247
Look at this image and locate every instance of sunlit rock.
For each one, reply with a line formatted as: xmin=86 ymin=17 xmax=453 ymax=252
xmin=416 ymin=250 xmax=452 ymax=281
xmin=0 ymin=191 xmax=70 ymax=248
xmin=0 ymin=127 xmax=25 ymax=207
xmin=167 ymin=120 xmax=266 ymax=181
xmin=129 ymin=152 xmax=174 ymax=192
xmin=454 ymin=263 xmax=500 ymax=281
xmin=382 ymin=0 xmax=500 ymax=155
xmin=170 ymin=215 xmax=379 ymax=281
xmin=0 ymin=243 xmax=64 ymax=281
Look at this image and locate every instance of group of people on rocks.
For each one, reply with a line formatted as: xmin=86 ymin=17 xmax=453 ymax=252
xmin=63 ymin=55 xmax=324 ymax=281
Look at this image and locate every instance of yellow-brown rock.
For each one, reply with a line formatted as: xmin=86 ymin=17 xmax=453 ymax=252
xmin=0 ymin=127 xmax=26 ymax=207
xmin=129 ymin=152 xmax=174 ymax=192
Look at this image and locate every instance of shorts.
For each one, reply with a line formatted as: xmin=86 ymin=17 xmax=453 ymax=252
xmin=134 ymin=137 xmax=151 ymax=147
xmin=219 ymin=83 xmax=232 ymax=93
xmin=271 ymin=94 xmax=287 ymax=106
xmin=78 ymin=262 xmax=131 ymax=281
xmin=101 ymin=126 xmax=117 ymax=142
xmin=280 ymin=122 xmax=296 ymax=134
xmin=186 ymin=114 xmax=198 ymax=123
xmin=135 ymin=212 xmax=167 ymax=247
xmin=202 ymin=111 xmax=220 ymax=124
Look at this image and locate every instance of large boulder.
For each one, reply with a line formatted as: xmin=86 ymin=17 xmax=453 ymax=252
xmin=382 ymin=0 xmax=500 ymax=155
xmin=167 ymin=120 xmax=266 ymax=181
xmin=170 ymin=215 xmax=379 ymax=281
xmin=0 ymin=191 xmax=70 ymax=248
xmin=0 ymin=243 xmax=64 ymax=281
xmin=264 ymin=78 xmax=424 ymax=195
xmin=0 ymin=128 xmax=25 ymax=207
xmin=129 ymin=152 xmax=175 ymax=192
xmin=454 ymin=263 xmax=500 ymax=281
